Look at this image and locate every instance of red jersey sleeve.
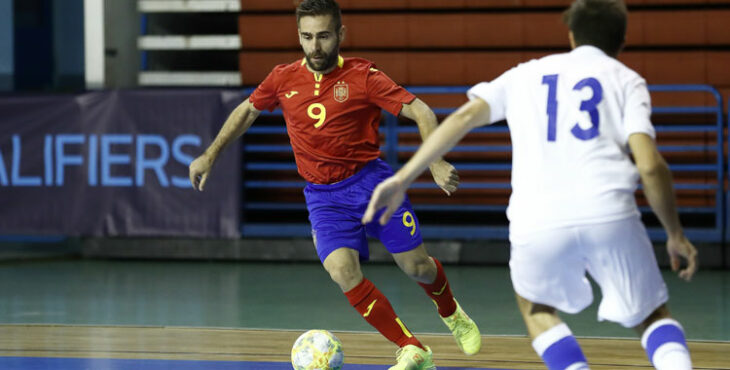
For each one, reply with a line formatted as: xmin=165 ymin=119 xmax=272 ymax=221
xmin=366 ymin=68 xmax=416 ymax=116
xmin=249 ymin=66 xmax=283 ymax=112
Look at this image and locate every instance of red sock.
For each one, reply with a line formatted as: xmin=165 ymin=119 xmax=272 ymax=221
xmin=418 ymin=258 xmax=457 ymax=317
xmin=345 ymin=278 xmax=424 ymax=349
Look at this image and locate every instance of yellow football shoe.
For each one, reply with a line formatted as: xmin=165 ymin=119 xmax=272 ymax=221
xmin=388 ymin=345 xmax=436 ymax=370
xmin=441 ymin=299 xmax=481 ymax=355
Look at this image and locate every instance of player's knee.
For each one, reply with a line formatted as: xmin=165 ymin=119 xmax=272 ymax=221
xmin=399 ymin=257 xmax=432 ymax=280
xmin=326 ymin=264 xmax=362 ymax=289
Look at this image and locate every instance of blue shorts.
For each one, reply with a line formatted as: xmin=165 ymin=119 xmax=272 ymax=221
xmin=304 ymin=159 xmax=424 ymax=262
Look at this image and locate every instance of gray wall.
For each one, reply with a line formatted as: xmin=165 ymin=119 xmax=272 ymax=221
xmin=0 ymin=0 xmax=13 ymax=91
xmin=104 ymin=0 xmax=139 ymax=88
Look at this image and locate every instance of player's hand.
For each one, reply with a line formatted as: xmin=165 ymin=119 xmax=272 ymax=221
xmin=666 ymin=233 xmax=698 ymax=281
xmin=429 ymin=159 xmax=459 ymax=195
xmin=189 ymin=153 xmax=215 ymax=191
xmin=362 ymin=175 xmax=407 ymax=226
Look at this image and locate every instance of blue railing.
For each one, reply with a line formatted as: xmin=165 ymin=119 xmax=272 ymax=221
xmin=241 ymin=85 xmax=725 ymax=242
xmin=644 ymin=85 xmax=724 ymax=242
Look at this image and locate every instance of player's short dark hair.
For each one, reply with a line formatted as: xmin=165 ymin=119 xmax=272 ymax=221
xmin=296 ymin=0 xmax=342 ymax=32
xmin=563 ymin=0 xmax=628 ymax=57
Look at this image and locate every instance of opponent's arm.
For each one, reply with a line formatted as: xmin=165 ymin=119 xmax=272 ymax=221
xmin=189 ymin=98 xmax=261 ymax=191
xmin=628 ymin=133 xmax=697 ymax=281
xmin=399 ymin=98 xmax=459 ymax=195
xmin=363 ymin=98 xmax=491 ymax=225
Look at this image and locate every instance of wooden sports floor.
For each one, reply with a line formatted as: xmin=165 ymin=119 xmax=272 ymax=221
xmin=0 ymin=259 xmax=728 ymax=369
xmin=0 ymin=326 xmax=727 ymax=369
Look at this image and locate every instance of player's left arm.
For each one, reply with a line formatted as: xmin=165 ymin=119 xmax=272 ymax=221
xmin=400 ymin=98 xmax=459 ymax=195
xmin=364 ymin=98 xmax=491 ymax=225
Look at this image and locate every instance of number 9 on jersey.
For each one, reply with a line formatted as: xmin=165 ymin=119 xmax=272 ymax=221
xmin=307 ymin=103 xmax=327 ymax=128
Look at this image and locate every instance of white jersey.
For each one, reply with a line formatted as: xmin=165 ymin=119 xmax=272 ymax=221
xmin=467 ymin=45 xmax=655 ymax=237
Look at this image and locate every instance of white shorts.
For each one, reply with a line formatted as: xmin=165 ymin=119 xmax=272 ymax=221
xmin=509 ymin=215 xmax=669 ymax=328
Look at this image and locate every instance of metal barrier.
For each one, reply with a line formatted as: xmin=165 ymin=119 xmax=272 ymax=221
xmin=240 ymin=85 xmax=725 ymax=242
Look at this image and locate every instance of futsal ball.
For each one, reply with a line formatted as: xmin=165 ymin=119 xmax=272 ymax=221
xmin=291 ymin=329 xmax=344 ymax=370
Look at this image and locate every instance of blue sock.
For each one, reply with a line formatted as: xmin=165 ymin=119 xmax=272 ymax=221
xmin=532 ymin=323 xmax=589 ymax=370
xmin=641 ymin=318 xmax=692 ymax=369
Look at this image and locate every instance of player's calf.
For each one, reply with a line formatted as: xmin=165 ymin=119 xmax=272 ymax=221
xmin=641 ymin=318 xmax=691 ymax=370
xmin=532 ymin=323 xmax=589 ymax=370
xmin=415 ymin=258 xmax=456 ymax=316
xmin=345 ymin=278 xmax=427 ymax=350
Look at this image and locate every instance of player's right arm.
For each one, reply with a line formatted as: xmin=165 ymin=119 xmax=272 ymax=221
xmin=628 ymin=133 xmax=698 ymax=281
xmin=362 ymin=98 xmax=491 ymax=225
xmin=189 ymin=98 xmax=261 ymax=191
xmin=363 ymin=66 xmax=516 ymax=225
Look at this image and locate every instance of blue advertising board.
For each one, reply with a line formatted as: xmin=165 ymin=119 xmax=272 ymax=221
xmin=0 ymin=90 xmax=242 ymax=238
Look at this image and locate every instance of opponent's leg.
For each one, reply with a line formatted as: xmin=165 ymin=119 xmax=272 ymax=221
xmin=636 ymin=305 xmax=692 ymax=370
xmin=393 ymin=245 xmax=481 ymax=355
xmin=578 ymin=218 xmax=689 ymax=369
xmin=323 ymin=248 xmax=435 ymax=370
xmin=516 ymin=294 xmax=589 ymax=370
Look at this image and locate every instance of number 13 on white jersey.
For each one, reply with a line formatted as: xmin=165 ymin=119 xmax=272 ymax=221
xmin=542 ymin=74 xmax=604 ymax=142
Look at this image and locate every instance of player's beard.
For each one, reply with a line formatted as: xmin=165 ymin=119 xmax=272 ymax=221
xmin=305 ymin=44 xmax=340 ymax=72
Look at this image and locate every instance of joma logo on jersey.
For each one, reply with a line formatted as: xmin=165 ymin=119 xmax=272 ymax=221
xmin=334 ymin=81 xmax=349 ymax=103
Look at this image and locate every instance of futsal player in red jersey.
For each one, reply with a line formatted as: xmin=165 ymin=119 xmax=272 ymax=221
xmin=189 ymin=1 xmax=480 ymax=368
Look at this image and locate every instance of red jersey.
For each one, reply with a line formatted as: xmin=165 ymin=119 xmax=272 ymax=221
xmin=248 ymin=56 xmax=415 ymax=184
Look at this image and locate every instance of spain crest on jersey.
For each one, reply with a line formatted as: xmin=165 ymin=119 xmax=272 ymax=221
xmin=334 ymin=81 xmax=349 ymax=103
